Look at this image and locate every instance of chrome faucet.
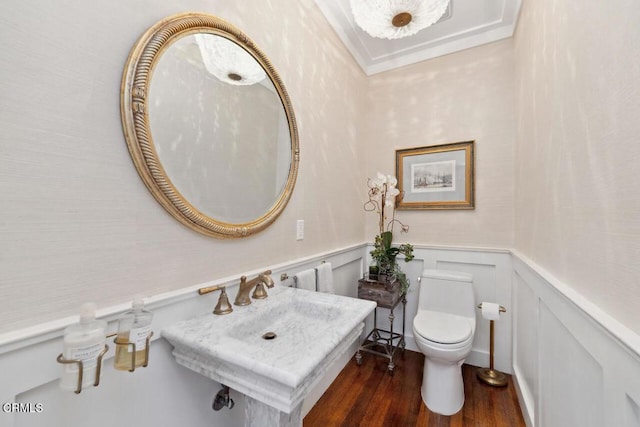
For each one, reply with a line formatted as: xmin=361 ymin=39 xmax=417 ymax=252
xmin=234 ymin=270 xmax=275 ymax=306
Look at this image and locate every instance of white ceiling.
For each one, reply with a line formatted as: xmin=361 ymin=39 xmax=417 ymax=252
xmin=314 ymin=0 xmax=522 ymax=75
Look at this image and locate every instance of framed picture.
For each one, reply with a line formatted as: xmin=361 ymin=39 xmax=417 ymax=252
xmin=395 ymin=141 xmax=475 ymax=210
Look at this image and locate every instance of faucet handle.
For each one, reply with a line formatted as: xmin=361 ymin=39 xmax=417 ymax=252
xmin=198 ymin=284 xmax=233 ymax=315
xmin=199 ymin=284 xmax=225 ymax=295
xmin=213 ymin=288 xmax=233 ymax=315
xmin=252 ymin=283 xmax=268 ymax=299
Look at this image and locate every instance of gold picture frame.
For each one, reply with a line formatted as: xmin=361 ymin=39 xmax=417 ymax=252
xmin=396 ymin=141 xmax=475 ymax=210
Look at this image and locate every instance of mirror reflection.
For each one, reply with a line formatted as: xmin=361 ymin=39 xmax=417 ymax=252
xmin=149 ymin=34 xmax=292 ymax=223
xmin=121 ymin=13 xmax=299 ymax=238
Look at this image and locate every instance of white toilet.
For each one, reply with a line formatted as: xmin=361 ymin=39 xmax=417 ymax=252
xmin=412 ymin=269 xmax=476 ymax=416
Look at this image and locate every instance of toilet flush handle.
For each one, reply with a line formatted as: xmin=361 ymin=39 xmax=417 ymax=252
xmin=417 ymin=276 xmax=421 ymax=284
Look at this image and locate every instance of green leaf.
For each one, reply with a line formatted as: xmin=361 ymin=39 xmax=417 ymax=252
xmin=380 ymin=231 xmax=393 ymax=250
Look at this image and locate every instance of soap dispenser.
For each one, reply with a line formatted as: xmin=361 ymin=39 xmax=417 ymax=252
xmin=114 ymin=297 xmax=153 ymax=371
xmin=59 ymin=303 xmax=108 ymax=391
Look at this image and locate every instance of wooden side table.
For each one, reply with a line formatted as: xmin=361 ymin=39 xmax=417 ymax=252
xmin=355 ymin=277 xmax=406 ymax=375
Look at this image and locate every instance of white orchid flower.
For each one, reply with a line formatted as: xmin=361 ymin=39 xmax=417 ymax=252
xmin=384 ymin=187 xmax=400 ymax=207
xmin=372 ymin=180 xmax=383 ymax=190
xmin=365 ymin=172 xmax=410 ymax=240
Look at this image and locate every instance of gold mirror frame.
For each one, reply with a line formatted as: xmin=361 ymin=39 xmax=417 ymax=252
xmin=120 ymin=13 xmax=299 ymax=238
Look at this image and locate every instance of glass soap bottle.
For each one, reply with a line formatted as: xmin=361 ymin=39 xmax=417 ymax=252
xmin=114 ymin=297 xmax=153 ymax=371
xmin=60 ymin=303 xmax=107 ymax=391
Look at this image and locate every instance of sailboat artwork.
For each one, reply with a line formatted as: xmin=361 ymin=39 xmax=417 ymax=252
xmin=411 ymin=160 xmax=456 ymax=192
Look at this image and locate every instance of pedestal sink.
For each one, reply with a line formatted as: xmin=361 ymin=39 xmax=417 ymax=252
xmin=162 ymin=286 xmax=376 ymax=427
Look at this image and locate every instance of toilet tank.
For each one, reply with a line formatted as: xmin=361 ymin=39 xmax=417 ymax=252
xmin=418 ymin=269 xmax=475 ymax=318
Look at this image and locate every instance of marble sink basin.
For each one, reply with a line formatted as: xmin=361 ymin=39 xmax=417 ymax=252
xmin=162 ymin=286 xmax=376 ymax=415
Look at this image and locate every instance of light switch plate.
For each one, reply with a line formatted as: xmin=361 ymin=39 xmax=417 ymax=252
xmin=296 ymin=220 xmax=304 ymax=240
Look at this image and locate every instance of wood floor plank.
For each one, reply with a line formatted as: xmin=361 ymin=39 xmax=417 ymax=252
xmin=304 ymin=350 xmax=526 ymax=427
xmin=305 ymin=349 xmax=376 ymax=426
xmin=382 ymin=352 xmax=422 ymax=427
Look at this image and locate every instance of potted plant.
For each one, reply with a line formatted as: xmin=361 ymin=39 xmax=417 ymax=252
xmin=364 ymin=173 xmax=414 ymax=295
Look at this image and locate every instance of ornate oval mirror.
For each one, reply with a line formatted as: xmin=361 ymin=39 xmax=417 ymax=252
xmin=121 ymin=13 xmax=299 ymax=238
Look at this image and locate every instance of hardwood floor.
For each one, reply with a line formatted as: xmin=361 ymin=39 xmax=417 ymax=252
xmin=304 ymin=349 xmax=525 ymax=427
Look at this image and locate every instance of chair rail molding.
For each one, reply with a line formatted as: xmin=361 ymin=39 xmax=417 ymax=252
xmin=511 ymin=250 xmax=640 ymax=427
xmin=2 ymin=244 xmax=639 ymax=427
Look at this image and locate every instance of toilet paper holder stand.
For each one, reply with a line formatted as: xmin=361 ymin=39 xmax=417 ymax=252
xmin=476 ymin=302 xmax=507 ymax=387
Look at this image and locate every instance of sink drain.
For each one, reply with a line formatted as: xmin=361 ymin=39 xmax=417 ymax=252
xmin=262 ymin=332 xmax=277 ymax=340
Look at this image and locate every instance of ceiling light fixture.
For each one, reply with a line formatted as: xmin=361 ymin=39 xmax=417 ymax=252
xmin=195 ymin=34 xmax=266 ymax=86
xmin=350 ymin=0 xmax=450 ymax=40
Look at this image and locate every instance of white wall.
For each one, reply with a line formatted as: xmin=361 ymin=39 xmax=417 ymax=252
xmin=4 ymin=244 xmax=640 ymax=427
xmin=364 ymin=39 xmax=516 ymax=249
xmin=0 ymin=2 xmax=521 ymax=425
xmin=0 ymin=244 xmax=519 ymax=427
xmin=514 ymin=0 xmax=640 ymax=336
xmin=0 ymin=247 xmax=367 ymax=427
xmin=511 ymin=1 xmax=640 ymax=424
xmin=0 ymin=0 xmax=368 ymax=334
xmin=512 ymin=252 xmax=640 ymax=427
xmin=366 ymin=245 xmax=514 ymax=374
xmin=3 ymin=0 xmax=640 ymax=426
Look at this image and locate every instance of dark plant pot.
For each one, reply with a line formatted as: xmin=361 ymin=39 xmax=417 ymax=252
xmin=368 ymin=265 xmax=379 ymax=281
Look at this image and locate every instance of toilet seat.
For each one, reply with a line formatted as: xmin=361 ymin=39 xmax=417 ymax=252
xmin=413 ymin=310 xmax=472 ymax=344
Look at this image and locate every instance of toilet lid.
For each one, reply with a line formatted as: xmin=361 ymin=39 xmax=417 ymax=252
xmin=413 ymin=310 xmax=472 ymax=344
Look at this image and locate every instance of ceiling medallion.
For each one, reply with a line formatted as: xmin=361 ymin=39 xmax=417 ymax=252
xmin=351 ymin=0 xmax=450 ymax=40
xmin=195 ymin=34 xmax=266 ymax=85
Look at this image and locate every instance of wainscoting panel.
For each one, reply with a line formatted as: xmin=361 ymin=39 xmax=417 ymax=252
xmin=365 ymin=245 xmax=513 ymax=374
xmin=539 ymin=303 xmax=604 ymax=427
xmin=626 ymin=394 xmax=640 ymax=427
xmin=0 ymin=244 xmax=366 ymax=427
xmin=512 ymin=270 xmax=538 ymax=424
xmin=421 ymin=246 xmax=513 ymax=374
xmin=13 ymin=339 xmax=243 ymax=427
xmin=8 ymin=245 xmax=638 ymax=427
xmin=512 ymin=252 xmax=640 ymax=427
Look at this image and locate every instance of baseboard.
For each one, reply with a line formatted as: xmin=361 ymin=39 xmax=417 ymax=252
xmin=512 ymin=364 xmax=535 ymax=427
